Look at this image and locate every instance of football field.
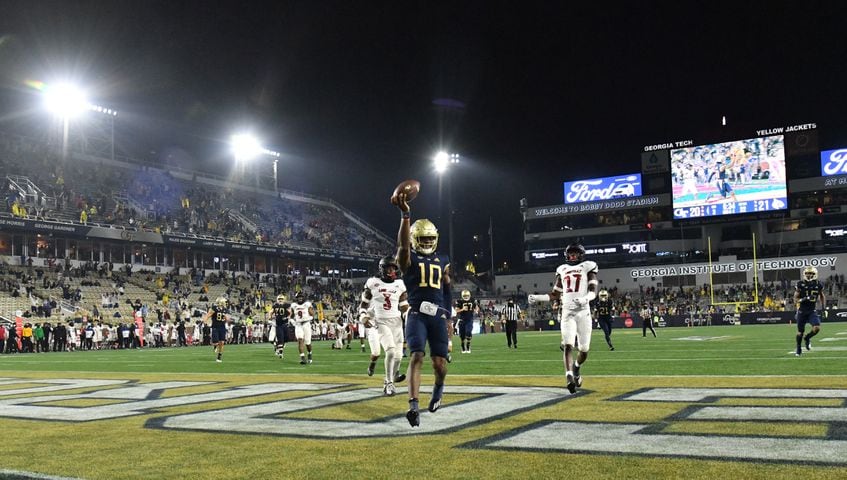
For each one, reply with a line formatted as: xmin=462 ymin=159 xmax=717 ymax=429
xmin=1 ymin=323 xmax=846 ymax=480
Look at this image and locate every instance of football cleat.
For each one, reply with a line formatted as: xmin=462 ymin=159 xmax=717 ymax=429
xmin=610 ymin=346 xmax=615 ymax=351
xmin=428 ymin=396 xmax=442 ymax=413
xmin=795 ymin=347 xmax=802 ymax=357
xmin=394 ymin=373 xmax=406 ymax=383
xmin=300 ymin=359 xmax=307 ymax=365
xmin=384 ymin=382 xmax=396 ymax=396
xmin=566 ymin=373 xmax=576 ymax=394
xmin=367 ymin=363 xmax=375 ymax=376
xmin=406 ymin=408 xmax=420 ymax=427
xmin=215 ymin=359 xmax=222 ymax=363
xmin=805 ymin=339 xmax=812 ymax=351
xmin=446 ymin=353 xmax=452 ymax=363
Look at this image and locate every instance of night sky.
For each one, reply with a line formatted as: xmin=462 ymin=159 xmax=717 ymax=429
xmin=1 ymin=1 xmax=847 ymax=269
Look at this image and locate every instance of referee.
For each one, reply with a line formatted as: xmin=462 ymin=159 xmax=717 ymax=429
xmin=500 ymin=298 xmax=521 ymax=349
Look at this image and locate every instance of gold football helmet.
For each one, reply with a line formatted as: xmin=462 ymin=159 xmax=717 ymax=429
xmin=215 ymin=297 xmax=227 ymax=308
xmin=276 ymin=294 xmax=286 ymax=303
xmin=803 ymin=266 xmax=818 ymax=281
xmin=461 ymin=290 xmax=471 ymax=301
xmin=598 ymin=290 xmax=609 ymax=301
xmin=410 ymin=219 xmax=439 ymax=255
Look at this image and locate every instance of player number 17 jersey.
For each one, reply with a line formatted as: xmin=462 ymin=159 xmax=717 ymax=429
xmin=554 ymin=260 xmax=599 ymax=304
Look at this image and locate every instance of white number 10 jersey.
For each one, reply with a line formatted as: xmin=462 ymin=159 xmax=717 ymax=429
xmin=554 ymin=260 xmax=599 ymax=304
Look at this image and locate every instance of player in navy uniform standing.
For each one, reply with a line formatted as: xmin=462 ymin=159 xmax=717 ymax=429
xmin=794 ymin=266 xmax=825 ymax=356
xmin=204 ymin=297 xmax=229 ymax=363
xmin=456 ymin=290 xmax=476 ymax=353
xmin=594 ymin=290 xmax=615 ymax=351
xmin=393 ymin=191 xmax=452 ymax=427
xmin=271 ymin=294 xmax=291 ymax=359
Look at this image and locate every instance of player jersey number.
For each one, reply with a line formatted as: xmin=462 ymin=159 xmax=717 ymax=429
xmin=562 ymin=273 xmax=582 ymax=293
xmin=382 ymin=293 xmax=393 ymax=311
xmin=418 ymin=263 xmax=442 ymax=289
xmin=216 ymin=312 xmax=225 ymax=322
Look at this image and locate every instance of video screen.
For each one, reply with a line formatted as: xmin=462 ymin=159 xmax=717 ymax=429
xmin=671 ymin=135 xmax=787 ymax=220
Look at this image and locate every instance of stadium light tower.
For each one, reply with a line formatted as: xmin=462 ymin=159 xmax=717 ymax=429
xmin=433 ymin=150 xmax=461 ymax=263
xmin=230 ymin=133 xmax=282 ymax=192
xmin=41 ymin=82 xmax=118 ymax=163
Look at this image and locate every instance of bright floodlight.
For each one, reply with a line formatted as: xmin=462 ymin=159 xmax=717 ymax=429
xmin=434 ymin=151 xmax=449 ymax=173
xmin=231 ymin=134 xmax=263 ymax=160
xmin=43 ymin=83 xmax=88 ymax=118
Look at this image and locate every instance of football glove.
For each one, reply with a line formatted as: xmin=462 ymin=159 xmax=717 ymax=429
xmin=528 ymin=294 xmax=549 ymax=304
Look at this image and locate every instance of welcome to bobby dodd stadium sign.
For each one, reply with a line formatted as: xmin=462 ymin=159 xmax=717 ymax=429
xmin=526 ymin=194 xmax=669 ymax=220
xmin=629 ymin=255 xmax=837 ymax=278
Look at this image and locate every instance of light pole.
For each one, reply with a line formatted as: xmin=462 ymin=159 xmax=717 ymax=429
xmin=42 ymin=82 xmax=118 ymax=163
xmin=434 ymin=151 xmax=460 ymax=262
xmin=230 ymin=133 xmax=281 ymax=192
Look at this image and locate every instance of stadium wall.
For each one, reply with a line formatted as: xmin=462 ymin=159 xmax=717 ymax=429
xmin=497 ymin=253 xmax=846 ymax=294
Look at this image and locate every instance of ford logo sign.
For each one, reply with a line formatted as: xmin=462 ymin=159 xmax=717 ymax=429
xmin=563 ymin=173 xmax=642 ymax=204
xmin=821 ymin=149 xmax=847 ymax=176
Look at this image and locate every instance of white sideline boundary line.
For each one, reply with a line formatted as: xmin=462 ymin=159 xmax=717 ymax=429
xmin=0 ymin=370 xmax=844 ymax=378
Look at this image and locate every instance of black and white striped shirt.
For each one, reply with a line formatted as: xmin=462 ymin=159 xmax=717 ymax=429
xmin=500 ymin=303 xmax=521 ymax=321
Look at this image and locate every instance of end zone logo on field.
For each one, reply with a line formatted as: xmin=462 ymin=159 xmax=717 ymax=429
xmin=3 ymin=378 xmax=847 ymax=465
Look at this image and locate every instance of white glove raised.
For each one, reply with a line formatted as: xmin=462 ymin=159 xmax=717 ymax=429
xmin=528 ymin=294 xmax=549 ymax=304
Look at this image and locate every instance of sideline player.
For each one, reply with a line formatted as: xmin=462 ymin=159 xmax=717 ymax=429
xmin=794 ymin=266 xmax=825 ymax=356
xmin=595 ymin=290 xmax=614 ymax=351
xmin=360 ymin=255 xmax=409 ymax=395
xmin=529 ymin=244 xmax=598 ymax=394
xmin=291 ymin=293 xmax=315 ymax=365
xmin=270 ymin=294 xmax=291 ymax=359
xmin=393 ymin=191 xmax=451 ymax=427
xmin=456 ymin=290 xmax=476 ymax=353
xmin=204 ymin=297 xmax=229 ymax=363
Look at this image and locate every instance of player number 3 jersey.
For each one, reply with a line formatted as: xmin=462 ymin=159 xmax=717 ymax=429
xmin=555 ymin=260 xmax=599 ymax=307
xmin=365 ymin=277 xmax=407 ymax=320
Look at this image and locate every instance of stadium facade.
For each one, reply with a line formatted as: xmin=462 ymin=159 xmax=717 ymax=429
xmin=500 ymin=122 xmax=847 ymax=305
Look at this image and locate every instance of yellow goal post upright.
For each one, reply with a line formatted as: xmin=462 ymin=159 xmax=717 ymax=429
xmin=708 ymin=232 xmax=760 ymax=310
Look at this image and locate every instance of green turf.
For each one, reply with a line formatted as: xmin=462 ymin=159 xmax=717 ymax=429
xmin=2 ymin=323 xmax=844 ymax=376
xmin=1 ymin=323 xmax=845 ymax=480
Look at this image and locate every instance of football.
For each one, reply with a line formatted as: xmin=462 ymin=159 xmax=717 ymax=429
xmin=391 ymin=179 xmax=420 ymax=205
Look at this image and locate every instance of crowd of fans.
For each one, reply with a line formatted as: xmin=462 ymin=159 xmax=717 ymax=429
xmin=0 ymin=131 xmax=392 ymax=256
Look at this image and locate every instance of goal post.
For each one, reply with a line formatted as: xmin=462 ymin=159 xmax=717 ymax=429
xmin=708 ymin=232 xmax=760 ymax=308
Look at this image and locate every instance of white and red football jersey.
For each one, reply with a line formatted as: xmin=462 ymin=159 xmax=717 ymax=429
xmin=554 ymin=260 xmax=599 ymax=304
xmin=291 ymin=301 xmax=314 ymax=323
xmin=364 ymin=277 xmax=407 ymax=320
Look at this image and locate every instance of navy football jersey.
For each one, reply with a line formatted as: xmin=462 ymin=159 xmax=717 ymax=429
xmin=457 ymin=299 xmax=475 ymax=321
xmin=596 ymin=299 xmax=613 ymax=318
xmin=403 ymin=251 xmax=449 ymax=311
xmin=272 ymin=302 xmax=291 ymax=329
xmin=210 ymin=305 xmax=228 ymax=328
xmin=796 ymin=280 xmax=823 ymax=311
